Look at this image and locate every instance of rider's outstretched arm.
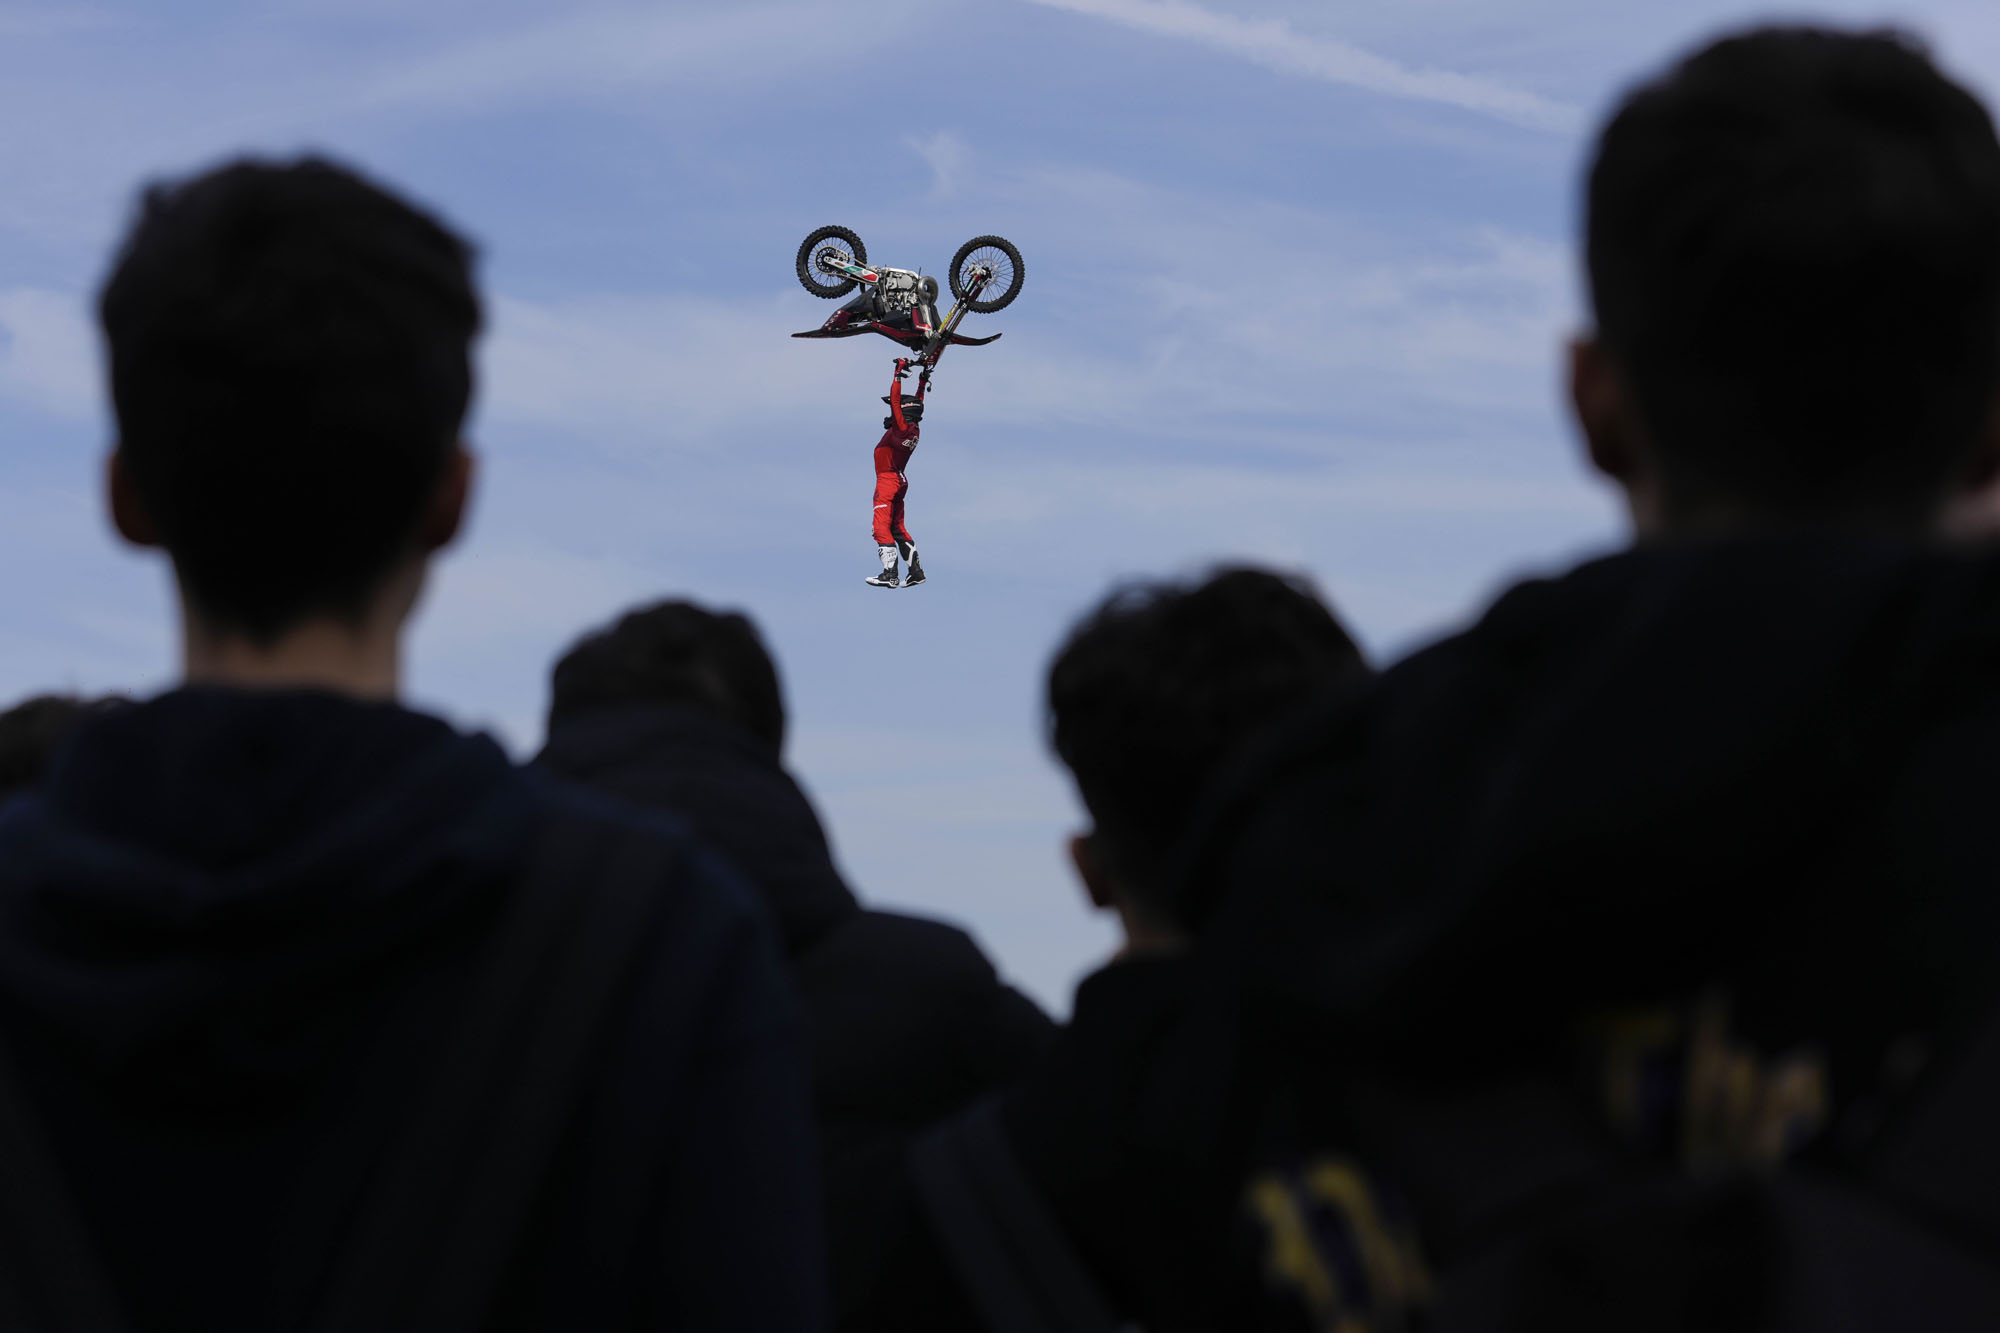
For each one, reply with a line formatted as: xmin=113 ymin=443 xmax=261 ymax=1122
xmin=889 ymin=362 xmax=909 ymax=432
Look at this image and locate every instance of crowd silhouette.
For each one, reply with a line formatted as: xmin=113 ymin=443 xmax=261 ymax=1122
xmin=8 ymin=21 xmax=2000 ymax=1332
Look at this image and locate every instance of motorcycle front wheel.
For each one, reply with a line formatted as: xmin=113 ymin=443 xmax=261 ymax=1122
xmin=949 ymin=235 xmax=1024 ymax=313
xmin=796 ymin=225 xmax=868 ymax=299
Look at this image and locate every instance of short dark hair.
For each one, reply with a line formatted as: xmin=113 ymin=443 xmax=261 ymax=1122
xmin=0 ymin=695 xmax=127 ymax=800
xmin=1048 ymin=567 xmax=1367 ymax=927
xmin=549 ymin=600 xmax=786 ymax=754
xmin=99 ymin=156 xmax=481 ymax=640
xmin=1587 ymin=27 xmax=2000 ymax=522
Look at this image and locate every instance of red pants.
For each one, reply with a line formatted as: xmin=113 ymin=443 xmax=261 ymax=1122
xmin=872 ymin=469 xmax=911 ymax=546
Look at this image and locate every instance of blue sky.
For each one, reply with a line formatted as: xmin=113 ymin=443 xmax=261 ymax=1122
xmin=4 ymin=0 xmax=1998 ymax=1011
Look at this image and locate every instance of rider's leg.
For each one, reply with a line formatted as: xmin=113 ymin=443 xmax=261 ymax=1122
xmin=868 ymin=472 xmax=902 ymax=587
xmin=893 ymin=486 xmax=925 ymax=587
xmin=892 ymin=497 xmax=914 ymax=562
xmin=889 ymin=482 xmax=911 ymax=550
xmin=866 ymin=543 xmax=899 ymax=587
xmin=872 ymin=472 xmax=902 ymax=550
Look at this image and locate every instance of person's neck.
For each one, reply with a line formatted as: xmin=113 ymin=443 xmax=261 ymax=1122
xmin=1631 ymin=493 xmax=1938 ymax=544
xmin=183 ymin=620 xmax=401 ymax=699
xmin=1115 ymin=900 xmax=1191 ymax=959
xmin=179 ymin=577 xmax=415 ymax=701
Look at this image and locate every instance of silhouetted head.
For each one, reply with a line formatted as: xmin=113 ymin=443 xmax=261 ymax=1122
xmin=99 ymin=155 xmax=481 ymax=642
xmin=1579 ymin=27 xmax=2000 ymax=532
xmin=1048 ymin=567 xmax=1367 ymax=939
xmin=548 ymin=599 xmax=786 ymax=757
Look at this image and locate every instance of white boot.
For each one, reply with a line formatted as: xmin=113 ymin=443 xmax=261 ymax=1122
xmin=866 ymin=544 xmax=900 ymax=588
xmin=901 ymin=544 xmax=926 ymax=588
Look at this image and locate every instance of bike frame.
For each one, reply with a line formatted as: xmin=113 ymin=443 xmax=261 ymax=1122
xmin=915 ymin=268 xmax=990 ymax=370
xmin=815 ymin=253 xmax=882 ymax=287
xmin=812 ymin=249 xmax=995 ymax=370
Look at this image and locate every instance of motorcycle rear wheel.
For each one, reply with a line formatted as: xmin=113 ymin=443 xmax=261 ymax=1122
xmin=796 ymin=225 xmax=868 ymax=299
xmin=949 ymin=235 xmax=1024 ymax=313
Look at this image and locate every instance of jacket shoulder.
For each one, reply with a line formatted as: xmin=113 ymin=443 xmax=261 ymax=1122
xmin=523 ymin=769 xmax=771 ymax=936
xmin=806 ymin=909 xmax=998 ymax=984
xmin=798 ymin=909 xmax=1055 ymax=1122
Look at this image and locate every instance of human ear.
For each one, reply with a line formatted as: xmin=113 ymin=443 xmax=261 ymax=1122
xmin=1068 ymin=832 xmax=1117 ymax=912
xmin=416 ymin=445 xmax=475 ymax=552
xmin=107 ymin=450 xmax=162 ymax=548
xmin=1571 ymin=336 xmax=1667 ymax=535
xmin=1570 ymin=336 xmax=1639 ymax=484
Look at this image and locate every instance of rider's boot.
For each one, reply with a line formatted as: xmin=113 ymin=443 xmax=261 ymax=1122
xmin=901 ymin=545 xmax=926 ymax=588
xmin=866 ymin=544 xmax=900 ymax=588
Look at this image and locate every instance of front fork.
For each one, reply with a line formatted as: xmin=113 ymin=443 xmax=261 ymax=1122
xmin=914 ymin=269 xmax=990 ymax=370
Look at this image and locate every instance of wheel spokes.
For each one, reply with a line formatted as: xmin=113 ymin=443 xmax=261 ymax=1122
xmin=813 ymin=246 xmax=852 ymax=283
xmin=961 ymin=246 xmax=1015 ymax=297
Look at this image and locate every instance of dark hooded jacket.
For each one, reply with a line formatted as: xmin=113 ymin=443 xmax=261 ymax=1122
xmin=1147 ymin=536 xmax=2000 ymax=1328
xmin=0 ymin=689 xmax=826 ymax=1333
xmin=537 ymin=703 xmax=1055 ymax=1328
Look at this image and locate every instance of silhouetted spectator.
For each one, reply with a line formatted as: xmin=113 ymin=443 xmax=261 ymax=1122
xmin=0 ymin=159 xmax=824 ymax=1331
xmin=0 ymin=694 xmax=125 ymax=804
xmin=1172 ymin=27 xmax=2000 ymax=1331
xmin=536 ymin=598 xmax=1055 ymax=1331
xmin=909 ymin=568 xmax=1368 ymax=1333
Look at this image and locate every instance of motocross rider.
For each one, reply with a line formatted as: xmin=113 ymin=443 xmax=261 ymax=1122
xmin=867 ymin=359 xmax=928 ymax=588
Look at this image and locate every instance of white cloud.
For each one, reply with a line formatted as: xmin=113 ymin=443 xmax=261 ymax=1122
xmin=406 ymin=537 xmax=676 ymax=752
xmin=0 ymin=288 xmax=102 ymax=422
xmin=792 ymin=719 xmax=1114 ymax=1012
xmin=458 ymin=165 xmax=1587 ymax=590
xmin=908 ymin=130 xmax=970 ymax=199
xmin=477 ymin=290 xmax=872 ymax=451
xmin=0 ymin=475 xmax=171 ymax=708
xmin=855 ymin=159 xmax=1580 ymax=445
xmin=360 ymin=2 xmax=913 ymax=113
xmin=1025 ymin=0 xmax=1583 ymax=132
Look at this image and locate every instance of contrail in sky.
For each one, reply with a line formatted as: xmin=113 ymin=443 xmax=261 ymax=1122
xmin=1024 ymin=0 xmax=1583 ymax=134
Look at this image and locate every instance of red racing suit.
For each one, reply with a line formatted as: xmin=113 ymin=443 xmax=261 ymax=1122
xmin=872 ymin=367 xmax=926 ymax=547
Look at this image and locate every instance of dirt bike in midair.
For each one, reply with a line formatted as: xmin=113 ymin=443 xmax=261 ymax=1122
xmin=789 ymin=226 xmax=1025 ymax=591
xmin=790 ymin=226 xmax=1025 ymax=389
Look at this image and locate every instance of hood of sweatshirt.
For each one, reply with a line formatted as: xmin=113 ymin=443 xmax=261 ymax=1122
xmin=1189 ymin=535 xmax=2000 ymax=1084
xmin=537 ymin=702 xmax=859 ymax=957
xmin=0 ymin=687 xmax=535 ymax=1109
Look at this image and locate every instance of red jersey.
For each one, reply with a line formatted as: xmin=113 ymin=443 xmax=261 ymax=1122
xmin=874 ymin=421 xmax=919 ymax=474
xmin=874 ymin=366 xmax=924 ymax=474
